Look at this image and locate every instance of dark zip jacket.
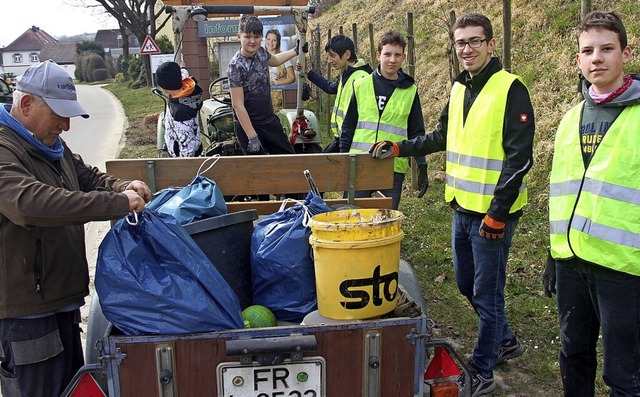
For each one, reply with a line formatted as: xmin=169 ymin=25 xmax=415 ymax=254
xmin=341 ymin=66 xmax=427 ymax=165
xmin=307 ymin=60 xmax=373 ymax=95
xmin=397 ymin=57 xmax=535 ymax=220
xmin=0 ymin=126 xmax=133 ymax=318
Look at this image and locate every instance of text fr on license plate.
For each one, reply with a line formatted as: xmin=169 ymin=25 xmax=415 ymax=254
xmin=218 ymin=357 xmax=325 ymax=397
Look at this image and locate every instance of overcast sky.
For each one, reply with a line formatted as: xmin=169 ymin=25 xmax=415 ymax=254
xmin=1 ymin=0 xmax=119 ymax=47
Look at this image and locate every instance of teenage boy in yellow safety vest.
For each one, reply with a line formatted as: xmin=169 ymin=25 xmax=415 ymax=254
xmin=546 ymin=11 xmax=640 ymax=396
xmin=304 ymin=35 xmax=372 ymax=153
xmin=370 ymin=14 xmax=535 ymax=396
xmin=341 ymin=30 xmax=427 ymax=210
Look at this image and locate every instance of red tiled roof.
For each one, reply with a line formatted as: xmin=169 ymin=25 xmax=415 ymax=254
xmin=3 ymin=26 xmax=57 ymax=51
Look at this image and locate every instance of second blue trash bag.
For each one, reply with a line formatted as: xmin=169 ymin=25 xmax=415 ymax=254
xmin=250 ymin=192 xmax=332 ymax=322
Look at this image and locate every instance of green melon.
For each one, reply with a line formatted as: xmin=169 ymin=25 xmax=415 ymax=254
xmin=242 ymin=305 xmax=277 ymax=328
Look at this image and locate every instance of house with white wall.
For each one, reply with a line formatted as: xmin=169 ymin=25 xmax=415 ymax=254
xmin=1 ymin=26 xmax=57 ymax=77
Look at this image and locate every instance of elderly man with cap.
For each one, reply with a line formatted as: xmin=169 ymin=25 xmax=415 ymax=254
xmin=155 ymin=61 xmax=203 ymax=157
xmin=0 ymin=59 xmax=151 ymax=397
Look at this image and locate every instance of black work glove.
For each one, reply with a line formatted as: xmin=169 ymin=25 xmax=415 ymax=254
xmin=369 ymin=140 xmax=399 ymax=159
xmin=294 ymin=40 xmax=309 ymax=55
xmin=478 ymin=214 xmax=505 ymax=239
xmin=417 ymin=163 xmax=428 ymax=198
xmin=543 ymin=249 xmax=557 ymax=297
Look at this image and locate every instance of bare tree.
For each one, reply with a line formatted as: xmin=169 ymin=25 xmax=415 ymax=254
xmin=89 ymin=0 xmax=168 ymax=86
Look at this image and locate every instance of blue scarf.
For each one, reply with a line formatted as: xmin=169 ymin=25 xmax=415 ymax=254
xmin=0 ymin=106 xmax=64 ymax=160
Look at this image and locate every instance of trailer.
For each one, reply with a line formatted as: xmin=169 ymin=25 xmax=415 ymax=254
xmin=60 ymin=154 xmax=471 ymax=396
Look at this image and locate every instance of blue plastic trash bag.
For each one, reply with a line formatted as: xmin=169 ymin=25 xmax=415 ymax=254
xmin=96 ymin=209 xmax=244 ymax=335
xmin=146 ymin=175 xmax=227 ymax=225
xmin=251 ymin=192 xmax=332 ymax=322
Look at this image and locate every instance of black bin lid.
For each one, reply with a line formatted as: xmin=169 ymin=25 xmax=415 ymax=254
xmin=183 ymin=209 xmax=259 ymax=236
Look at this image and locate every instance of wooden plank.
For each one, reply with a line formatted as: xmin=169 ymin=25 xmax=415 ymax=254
xmin=105 ymin=153 xmax=394 ymax=195
xmin=227 ymin=197 xmax=393 ymax=214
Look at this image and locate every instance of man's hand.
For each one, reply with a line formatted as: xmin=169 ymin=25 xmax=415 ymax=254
xmin=369 ymin=141 xmax=399 ymax=159
xmin=247 ymin=136 xmax=262 ymax=154
xmin=417 ymin=163 xmax=428 ymax=198
xmin=543 ymin=250 xmax=557 ymax=297
xmin=126 ymin=180 xmax=152 ymax=203
xmin=294 ymin=40 xmax=309 ymax=55
xmin=123 ymin=190 xmax=146 ymax=212
xmin=478 ymin=214 xmax=505 ymax=239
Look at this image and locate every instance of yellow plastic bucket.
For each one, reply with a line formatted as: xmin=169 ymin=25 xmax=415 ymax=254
xmin=308 ymin=209 xmax=404 ymax=320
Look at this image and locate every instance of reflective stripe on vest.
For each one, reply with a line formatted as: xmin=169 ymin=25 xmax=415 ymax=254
xmin=444 ymin=70 xmax=527 ymax=213
xmin=549 ymin=103 xmax=640 ymax=275
xmin=330 ymin=60 xmax=370 ymax=138
xmin=349 ymin=75 xmax=416 ymax=174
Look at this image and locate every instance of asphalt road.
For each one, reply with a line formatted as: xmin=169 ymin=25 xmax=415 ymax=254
xmin=61 ymin=84 xmax=126 ymax=349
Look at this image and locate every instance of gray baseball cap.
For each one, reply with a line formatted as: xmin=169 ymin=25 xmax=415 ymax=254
xmin=17 ymin=60 xmax=89 ymax=119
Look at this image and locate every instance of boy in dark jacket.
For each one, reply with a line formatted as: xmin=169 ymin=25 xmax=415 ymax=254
xmin=341 ymin=30 xmax=427 ymax=210
xmin=305 ymin=35 xmax=372 ymax=153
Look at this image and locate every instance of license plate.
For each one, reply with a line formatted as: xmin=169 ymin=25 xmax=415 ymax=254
xmin=218 ymin=357 xmax=325 ymax=397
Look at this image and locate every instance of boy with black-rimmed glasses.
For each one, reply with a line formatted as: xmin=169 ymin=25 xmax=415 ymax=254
xmin=370 ymin=14 xmax=534 ymax=396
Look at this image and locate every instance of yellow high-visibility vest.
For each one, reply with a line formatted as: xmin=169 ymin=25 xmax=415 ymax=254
xmin=549 ymin=102 xmax=640 ymax=276
xmin=444 ymin=70 xmax=527 ymax=213
xmin=349 ymin=75 xmax=416 ymax=174
xmin=331 ymin=60 xmax=370 ymax=138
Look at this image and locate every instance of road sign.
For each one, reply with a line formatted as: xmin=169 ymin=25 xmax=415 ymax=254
xmin=140 ymin=35 xmax=161 ymax=55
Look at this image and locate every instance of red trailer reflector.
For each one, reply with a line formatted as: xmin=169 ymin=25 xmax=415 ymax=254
xmin=69 ymin=373 xmax=106 ymax=397
xmin=425 ymin=346 xmax=461 ymax=380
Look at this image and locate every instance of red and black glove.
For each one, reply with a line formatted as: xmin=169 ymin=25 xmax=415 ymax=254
xmin=369 ymin=141 xmax=399 ymax=159
xmin=479 ymin=214 xmax=505 ymax=239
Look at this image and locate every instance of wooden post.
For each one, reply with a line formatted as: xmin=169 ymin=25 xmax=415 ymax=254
xmin=352 ymin=23 xmax=358 ymax=49
xmin=369 ymin=23 xmax=376 ymax=68
xmin=449 ymin=10 xmax=459 ymax=82
xmin=406 ymin=13 xmax=415 ymax=77
xmin=581 ymin=0 xmax=592 ymax=20
xmin=326 ymin=29 xmax=332 ymax=137
xmin=407 ymin=12 xmax=418 ymax=191
xmin=313 ymin=25 xmax=322 ymax=116
xmin=502 ymin=0 xmax=512 ymax=73
xmin=339 ymin=26 xmax=343 ymax=35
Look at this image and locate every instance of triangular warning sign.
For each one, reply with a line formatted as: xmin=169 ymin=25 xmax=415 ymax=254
xmin=424 ymin=346 xmax=461 ymax=380
xmin=140 ymin=35 xmax=161 ymax=55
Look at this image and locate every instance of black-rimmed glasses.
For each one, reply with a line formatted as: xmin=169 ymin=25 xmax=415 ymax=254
xmin=453 ymin=38 xmax=487 ymax=50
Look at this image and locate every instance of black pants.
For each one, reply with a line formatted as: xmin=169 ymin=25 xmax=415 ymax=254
xmin=322 ymin=137 xmax=340 ymax=153
xmin=234 ymin=114 xmax=295 ymax=155
xmin=0 ymin=309 xmax=84 ymax=397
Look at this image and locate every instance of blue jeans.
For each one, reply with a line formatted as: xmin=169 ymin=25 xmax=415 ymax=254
xmin=557 ymin=258 xmax=640 ymax=397
xmin=452 ymin=211 xmax=517 ymax=378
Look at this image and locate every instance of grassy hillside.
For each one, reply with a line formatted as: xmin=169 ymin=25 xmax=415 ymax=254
xmin=308 ymin=1 xmax=639 ymax=395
